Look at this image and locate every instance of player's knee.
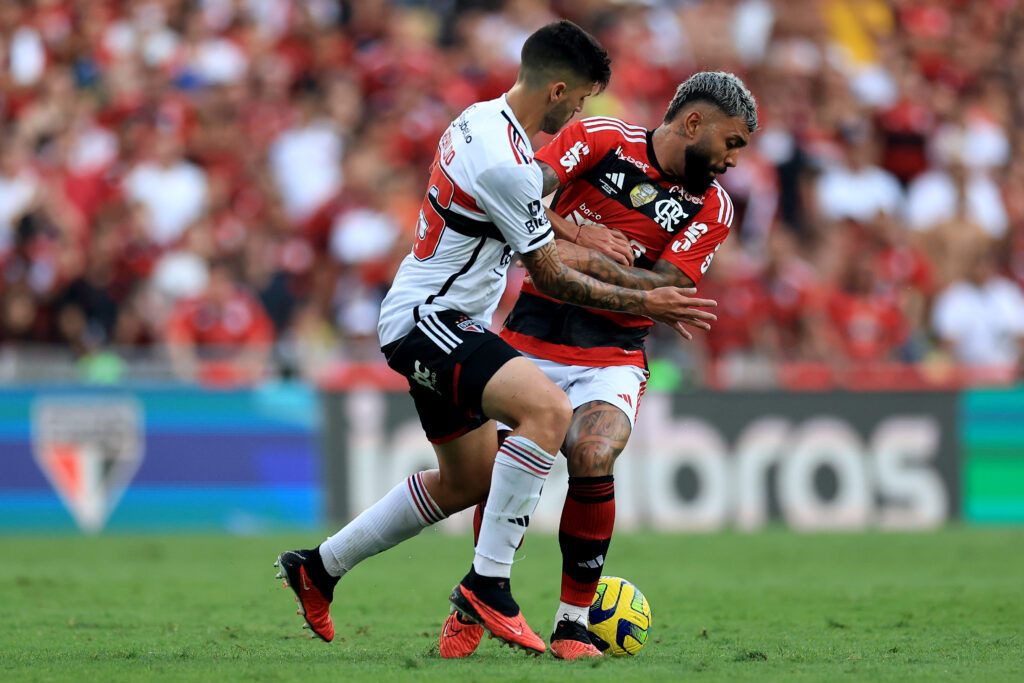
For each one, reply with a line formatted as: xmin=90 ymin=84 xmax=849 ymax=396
xmin=566 ymin=448 xmax=616 ymax=477
xmin=519 ymin=389 xmax=571 ymax=453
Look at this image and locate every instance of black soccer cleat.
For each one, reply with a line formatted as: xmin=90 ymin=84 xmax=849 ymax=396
xmin=550 ymin=619 xmax=602 ymax=660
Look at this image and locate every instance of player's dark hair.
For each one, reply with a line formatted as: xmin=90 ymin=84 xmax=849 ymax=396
xmin=663 ymin=71 xmax=758 ymax=132
xmin=519 ymin=20 xmax=611 ymax=90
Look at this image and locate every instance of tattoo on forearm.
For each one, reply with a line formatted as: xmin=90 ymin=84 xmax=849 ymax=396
xmin=539 ymin=161 xmax=561 ymax=196
xmin=559 ymin=245 xmax=696 ymax=290
xmin=562 ymin=401 xmax=631 ymax=476
xmin=521 ymin=242 xmax=647 ymax=314
xmin=572 ymin=250 xmax=665 ymax=290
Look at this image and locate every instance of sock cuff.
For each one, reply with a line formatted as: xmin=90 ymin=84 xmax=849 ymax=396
xmin=567 ymin=475 xmax=615 ymax=502
xmin=497 ymin=435 xmax=555 ymax=478
xmin=404 ymin=472 xmax=446 ymax=525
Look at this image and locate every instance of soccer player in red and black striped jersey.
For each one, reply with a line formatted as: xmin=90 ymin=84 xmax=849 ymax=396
xmin=275 ymin=22 xmax=719 ymax=658
xmin=441 ymin=71 xmax=758 ymax=660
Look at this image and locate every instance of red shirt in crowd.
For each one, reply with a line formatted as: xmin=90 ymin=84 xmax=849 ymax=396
xmin=166 ymin=288 xmax=274 ymax=350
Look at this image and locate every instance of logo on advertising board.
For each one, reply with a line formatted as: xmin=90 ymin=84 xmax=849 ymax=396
xmin=32 ymin=399 xmax=143 ymax=533
xmin=324 ymin=391 xmax=960 ymax=533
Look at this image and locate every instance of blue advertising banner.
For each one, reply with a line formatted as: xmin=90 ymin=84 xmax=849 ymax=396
xmin=0 ymin=383 xmax=321 ymax=533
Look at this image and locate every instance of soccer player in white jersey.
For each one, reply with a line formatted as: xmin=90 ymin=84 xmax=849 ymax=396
xmin=273 ymin=21 xmax=717 ymax=656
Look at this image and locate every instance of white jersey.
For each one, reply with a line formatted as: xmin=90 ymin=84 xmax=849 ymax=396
xmin=378 ymin=95 xmax=554 ymax=347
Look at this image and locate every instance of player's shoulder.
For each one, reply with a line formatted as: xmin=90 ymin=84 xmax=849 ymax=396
xmin=578 ymin=116 xmax=649 ymax=144
xmin=540 ymin=116 xmax=647 ymax=169
xmin=699 ymin=180 xmax=736 ymax=228
xmin=456 ymin=97 xmax=536 ymax=171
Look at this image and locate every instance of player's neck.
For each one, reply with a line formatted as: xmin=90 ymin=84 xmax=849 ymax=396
xmin=651 ymin=125 xmax=684 ymax=177
xmin=504 ymin=84 xmax=544 ymax=139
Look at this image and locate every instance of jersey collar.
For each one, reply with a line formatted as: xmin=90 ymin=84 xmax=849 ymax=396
xmin=645 ymin=128 xmax=685 ymax=184
xmin=501 ymin=94 xmax=532 ymax=152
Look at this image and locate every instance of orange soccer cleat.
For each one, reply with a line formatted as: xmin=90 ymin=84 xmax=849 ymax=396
xmin=549 ymin=619 xmax=603 ymax=660
xmin=439 ymin=611 xmax=484 ymax=658
xmin=274 ymin=549 xmax=339 ymax=642
xmin=448 ymin=572 xmax=545 ymax=655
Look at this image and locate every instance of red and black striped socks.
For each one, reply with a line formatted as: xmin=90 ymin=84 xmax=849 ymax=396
xmin=558 ymin=475 xmax=615 ymax=609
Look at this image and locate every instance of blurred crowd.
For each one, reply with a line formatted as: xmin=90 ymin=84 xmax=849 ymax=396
xmin=1 ymin=0 xmax=1024 ymax=388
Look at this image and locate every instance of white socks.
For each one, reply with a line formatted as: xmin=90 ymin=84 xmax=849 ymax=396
xmin=472 ymin=435 xmax=556 ymax=578
xmin=554 ymin=601 xmax=590 ymax=634
xmin=319 ymin=472 xmax=445 ymax=578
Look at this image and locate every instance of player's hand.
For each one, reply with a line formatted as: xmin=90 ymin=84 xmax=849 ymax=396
xmin=576 ymin=224 xmax=634 ymax=266
xmin=641 ymin=287 xmax=718 ymax=341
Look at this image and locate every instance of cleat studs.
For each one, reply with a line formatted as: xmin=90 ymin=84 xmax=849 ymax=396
xmin=302 ymin=624 xmax=310 ymax=630
xmin=275 ymin=572 xmax=283 ymax=579
xmin=297 ymin=610 xmax=302 ymax=616
xmin=273 ymin=561 xmax=280 ymax=567
xmin=282 ymin=581 xmax=288 ymax=587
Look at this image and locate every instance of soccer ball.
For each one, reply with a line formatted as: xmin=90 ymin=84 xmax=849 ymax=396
xmin=587 ymin=576 xmax=652 ymax=656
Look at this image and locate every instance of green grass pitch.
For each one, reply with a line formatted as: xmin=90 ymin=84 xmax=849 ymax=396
xmin=1 ymin=528 xmax=1021 ymax=681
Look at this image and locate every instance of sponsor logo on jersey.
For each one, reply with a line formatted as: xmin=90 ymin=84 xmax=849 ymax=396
xmin=667 ymin=185 xmax=705 ymax=204
xmin=671 ymin=221 xmax=709 ymax=252
xmin=457 ymin=318 xmax=486 ymax=333
xmin=32 ymin=399 xmax=143 ymax=533
xmin=654 ymin=198 xmax=688 ymax=232
xmin=455 ymin=114 xmax=472 ymax=143
xmin=700 ymin=243 xmax=722 ymax=274
xmin=560 ymin=141 xmax=590 ymax=172
xmin=598 ymin=171 xmax=625 ymax=195
xmin=523 ymin=199 xmax=549 ymax=232
xmin=630 ymin=183 xmax=657 ymax=207
xmin=614 ymin=145 xmax=650 ymax=172
xmin=412 ymin=361 xmax=439 ymax=392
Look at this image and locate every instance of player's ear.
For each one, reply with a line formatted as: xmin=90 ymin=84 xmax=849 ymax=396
xmin=683 ymin=109 xmax=703 ymax=139
xmin=548 ymin=81 xmax=568 ymax=103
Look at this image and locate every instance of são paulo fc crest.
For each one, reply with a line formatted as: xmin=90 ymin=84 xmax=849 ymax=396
xmin=32 ymin=398 xmax=144 ymax=533
xmin=630 ymin=183 xmax=657 ymax=207
xmin=457 ymin=318 xmax=486 ymax=333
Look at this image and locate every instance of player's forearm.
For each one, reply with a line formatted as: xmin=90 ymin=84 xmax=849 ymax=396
xmin=547 ymin=208 xmax=581 ymax=242
xmin=524 ymin=245 xmax=648 ymax=314
xmin=556 ymin=240 xmax=665 ymax=291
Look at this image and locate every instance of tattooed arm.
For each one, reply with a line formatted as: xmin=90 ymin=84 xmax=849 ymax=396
xmin=557 ymin=241 xmax=695 ymax=290
xmin=518 ymin=240 xmax=716 ymax=338
xmin=539 ymin=160 xmax=562 ymax=196
xmin=539 ymin=160 xmax=634 ymax=265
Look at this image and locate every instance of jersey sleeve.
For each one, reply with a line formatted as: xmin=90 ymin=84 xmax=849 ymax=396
xmin=661 ymin=184 xmax=734 ymax=285
xmin=475 ymin=163 xmax=554 ymax=254
xmin=534 ymin=119 xmax=600 ymax=185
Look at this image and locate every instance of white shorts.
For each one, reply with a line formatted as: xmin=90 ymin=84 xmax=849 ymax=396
xmin=506 ymin=352 xmax=648 ymax=429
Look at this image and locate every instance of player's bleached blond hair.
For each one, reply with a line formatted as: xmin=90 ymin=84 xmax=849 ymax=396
xmin=663 ymin=71 xmax=758 ymax=132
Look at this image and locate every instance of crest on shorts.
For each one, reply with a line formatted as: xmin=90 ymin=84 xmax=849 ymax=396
xmin=630 ymin=183 xmax=657 ymax=207
xmin=457 ymin=318 xmax=486 ymax=333
xmin=32 ymin=398 xmax=144 ymax=533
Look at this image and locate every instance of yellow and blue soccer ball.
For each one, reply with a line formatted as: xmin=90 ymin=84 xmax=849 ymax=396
xmin=587 ymin=576 xmax=652 ymax=656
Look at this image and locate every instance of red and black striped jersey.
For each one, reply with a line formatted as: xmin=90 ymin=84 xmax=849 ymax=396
xmin=500 ymin=116 xmax=735 ymax=368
